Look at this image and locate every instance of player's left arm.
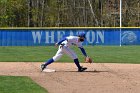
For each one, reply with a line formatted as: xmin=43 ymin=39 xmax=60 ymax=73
xmin=79 ymin=46 xmax=93 ymax=63
xmin=77 ymin=42 xmax=87 ymax=57
xmin=78 ymin=47 xmax=87 ymax=57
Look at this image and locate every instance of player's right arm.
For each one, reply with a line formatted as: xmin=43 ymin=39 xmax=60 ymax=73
xmin=55 ymin=37 xmax=67 ymax=46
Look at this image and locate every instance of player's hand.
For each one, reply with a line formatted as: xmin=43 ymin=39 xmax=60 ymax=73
xmin=85 ymin=56 xmax=93 ymax=63
xmin=55 ymin=43 xmax=58 ymax=47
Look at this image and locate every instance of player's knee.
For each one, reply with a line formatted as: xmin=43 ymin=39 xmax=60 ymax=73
xmin=71 ymin=56 xmax=78 ymax=60
xmin=72 ymin=55 xmax=78 ymax=59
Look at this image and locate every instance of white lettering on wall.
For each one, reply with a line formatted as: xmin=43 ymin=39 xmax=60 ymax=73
xmin=32 ymin=30 xmax=104 ymax=44
xmin=69 ymin=31 xmax=74 ymax=36
xmin=57 ymin=31 xmax=65 ymax=41
xmin=32 ymin=31 xmax=42 ymax=43
xmin=96 ymin=31 xmax=104 ymax=43
xmin=86 ymin=31 xmax=95 ymax=43
xmin=45 ymin=31 xmax=55 ymax=43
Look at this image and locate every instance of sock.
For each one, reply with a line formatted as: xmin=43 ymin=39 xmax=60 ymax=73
xmin=74 ymin=59 xmax=81 ymax=69
xmin=44 ymin=58 xmax=54 ymax=67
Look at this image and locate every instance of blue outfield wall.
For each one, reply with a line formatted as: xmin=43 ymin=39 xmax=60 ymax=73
xmin=0 ymin=28 xmax=140 ymax=46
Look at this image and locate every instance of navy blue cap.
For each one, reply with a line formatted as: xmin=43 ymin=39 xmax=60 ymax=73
xmin=78 ymin=32 xmax=86 ymax=38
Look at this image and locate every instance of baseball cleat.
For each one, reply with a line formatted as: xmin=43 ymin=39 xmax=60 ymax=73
xmin=78 ymin=66 xmax=87 ymax=72
xmin=41 ymin=64 xmax=46 ymax=72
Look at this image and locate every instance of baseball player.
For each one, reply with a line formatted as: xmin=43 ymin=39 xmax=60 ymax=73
xmin=41 ymin=32 xmax=88 ymax=72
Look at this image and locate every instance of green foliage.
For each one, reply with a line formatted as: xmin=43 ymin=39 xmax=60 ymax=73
xmin=0 ymin=0 xmax=139 ymax=27
xmin=0 ymin=0 xmax=28 ymax=27
xmin=0 ymin=76 xmax=48 ymax=93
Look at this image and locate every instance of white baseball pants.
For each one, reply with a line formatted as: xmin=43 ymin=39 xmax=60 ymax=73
xmin=53 ymin=46 xmax=77 ymax=61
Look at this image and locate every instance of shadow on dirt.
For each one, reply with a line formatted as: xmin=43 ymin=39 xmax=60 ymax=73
xmin=56 ymin=70 xmax=109 ymax=73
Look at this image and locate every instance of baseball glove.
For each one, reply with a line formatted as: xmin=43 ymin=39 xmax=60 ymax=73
xmin=85 ymin=56 xmax=93 ymax=63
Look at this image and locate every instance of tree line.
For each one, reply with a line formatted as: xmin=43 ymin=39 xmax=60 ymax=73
xmin=0 ymin=0 xmax=139 ymax=27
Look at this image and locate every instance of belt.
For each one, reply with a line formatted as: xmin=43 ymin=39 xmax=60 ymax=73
xmin=60 ymin=43 xmax=65 ymax=48
xmin=60 ymin=43 xmax=65 ymax=46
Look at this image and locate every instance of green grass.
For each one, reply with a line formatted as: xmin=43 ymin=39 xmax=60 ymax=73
xmin=0 ymin=46 xmax=140 ymax=63
xmin=0 ymin=76 xmax=48 ymax=93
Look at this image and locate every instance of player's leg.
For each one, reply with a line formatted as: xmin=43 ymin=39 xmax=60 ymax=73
xmin=63 ymin=46 xmax=87 ymax=72
xmin=41 ymin=46 xmax=63 ymax=71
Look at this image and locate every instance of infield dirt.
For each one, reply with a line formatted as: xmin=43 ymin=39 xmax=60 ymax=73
xmin=0 ymin=62 xmax=140 ymax=93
